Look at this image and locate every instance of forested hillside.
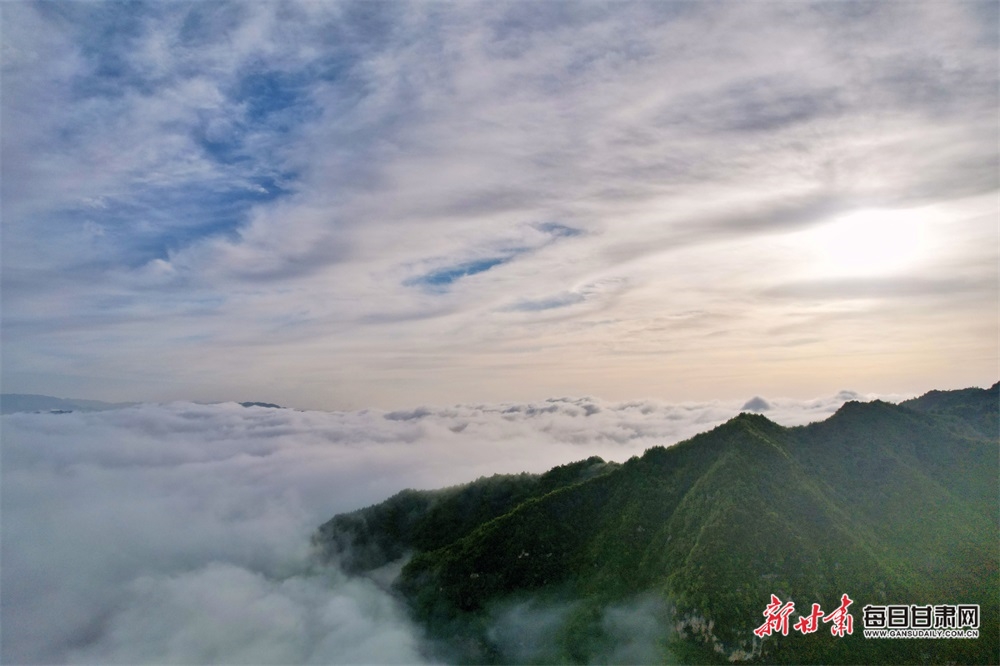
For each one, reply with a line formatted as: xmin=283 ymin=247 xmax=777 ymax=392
xmin=315 ymin=385 xmax=999 ymax=664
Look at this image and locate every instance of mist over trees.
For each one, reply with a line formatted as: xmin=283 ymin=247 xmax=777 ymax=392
xmin=316 ymin=384 xmax=999 ymax=664
xmin=2 ymin=385 xmax=995 ymax=664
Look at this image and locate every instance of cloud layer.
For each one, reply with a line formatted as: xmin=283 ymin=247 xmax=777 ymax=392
xmin=2 ymin=1 xmax=996 ymax=407
xmin=1 ymin=391 xmax=891 ymax=664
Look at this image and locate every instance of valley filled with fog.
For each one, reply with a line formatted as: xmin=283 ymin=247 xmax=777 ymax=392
xmin=1 ymin=392 xmax=881 ymax=664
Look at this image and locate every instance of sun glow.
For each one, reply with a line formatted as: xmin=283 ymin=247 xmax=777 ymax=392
xmin=800 ymin=208 xmax=931 ymax=277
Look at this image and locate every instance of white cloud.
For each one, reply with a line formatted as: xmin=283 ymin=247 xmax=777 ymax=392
xmin=1 ymin=392 xmax=890 ymax=664
xmin=65 ymin=564 xmax=425 ymax=665
xmin=2 ymin=3 xmax=996 ymax=417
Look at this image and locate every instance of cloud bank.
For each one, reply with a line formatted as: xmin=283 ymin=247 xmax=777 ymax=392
xmin=2 ymin=391 xmax=891 ymax=664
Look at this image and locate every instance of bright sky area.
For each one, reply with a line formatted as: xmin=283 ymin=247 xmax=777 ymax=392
xmin=2 ymin=1 xmax=997 ymax=410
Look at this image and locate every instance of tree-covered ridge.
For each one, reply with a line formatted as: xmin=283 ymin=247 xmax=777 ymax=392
xmin=314 ymin=456 xmax=619 ymax=574
xmin=314 ymin=386 xmax=999 ymax=664
xmin=900 ymin=381 xmax=999 ymax=440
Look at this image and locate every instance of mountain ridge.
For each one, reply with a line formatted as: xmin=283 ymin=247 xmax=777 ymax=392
xmin=0 ymin=393 xmax=138 ymax=414
xmin=0 ymin=394 xmax=287 ymax=414
xmin=315 ymin=384 xmax=999 ymax=664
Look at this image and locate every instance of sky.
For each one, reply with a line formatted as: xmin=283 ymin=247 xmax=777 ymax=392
xmin=1 ymin=392 xmax=884 ymax=664
xmin=2 ymin=1 xmax=998 ymax=409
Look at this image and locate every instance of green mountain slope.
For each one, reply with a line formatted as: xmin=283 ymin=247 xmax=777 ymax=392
xmin=315 ymin=456 xmax=620 ymax=575
xmin=314 ymin=386 xmax=999 ymax=664
xmin=900 ymin=381 xmax=999 ymax=440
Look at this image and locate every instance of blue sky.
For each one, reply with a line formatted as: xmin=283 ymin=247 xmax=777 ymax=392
xmin=2 ymin=1 xmax=997 ymax=409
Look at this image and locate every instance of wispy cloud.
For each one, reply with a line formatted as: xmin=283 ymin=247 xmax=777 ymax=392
xmin=2 ymin=1 xmax=996 ymax=407
xmin=507 ymin=291 xmax=587 ymax=312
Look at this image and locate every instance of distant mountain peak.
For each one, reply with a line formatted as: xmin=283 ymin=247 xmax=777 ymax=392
xmin=1 ymin=394 xmax=135 ymax=414
xmin=740 ymin=396 xmax=771 ymax=411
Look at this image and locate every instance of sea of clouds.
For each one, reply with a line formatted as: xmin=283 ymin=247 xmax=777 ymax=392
xmin=1 ymin=391 xmax=894 ymax=664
